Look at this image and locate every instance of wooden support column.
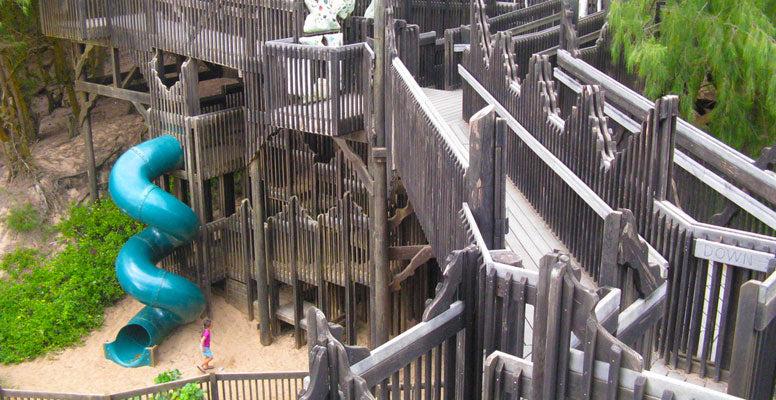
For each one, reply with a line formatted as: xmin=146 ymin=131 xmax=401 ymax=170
xmin=250 ymin=160 xmax=273 ymax=345
xmin=82 ymin=110 xmax=99 ymax=202
xmin=74 ymin=44 xmax=99 ymax=203
xmin=371 ymin=146 xmax=390 ymax=347
xmin=111 ymin=48 xmax=121 ymax=88
xmin=466 ymin=105 xmax=507 ymax=249
xmin=371 ymin=0 xmax=390 ymax=348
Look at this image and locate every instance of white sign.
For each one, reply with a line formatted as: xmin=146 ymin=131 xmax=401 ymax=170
xmin=694 ymin=239 xmax=775 ymax=273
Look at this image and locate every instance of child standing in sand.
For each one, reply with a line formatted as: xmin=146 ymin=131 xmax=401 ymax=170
xmin=198 ymin=320 xmax=214 ymax=373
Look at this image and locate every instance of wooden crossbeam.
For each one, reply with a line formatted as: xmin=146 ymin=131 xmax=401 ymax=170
xmin=389 ymin=245 xmax=433 ymax=290
xmin=332 ymin=137 xmax=374 ymax=195
xmin=75 ymin=81 xmax=151 ymax=105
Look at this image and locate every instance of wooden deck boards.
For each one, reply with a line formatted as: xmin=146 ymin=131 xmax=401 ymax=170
xmin=421 ymin=87 xmax=577 ymax=272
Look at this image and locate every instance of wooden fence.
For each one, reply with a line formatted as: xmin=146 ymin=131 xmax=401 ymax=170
xmin=263 ymin=40 xmax=372 ymax=137
xmin=0 ymin=372 xmax=307 ymax=400
xmin=459 ymin=0 xmax=776 ymax=391
xmin=42 ymin=0 xmax=298 ymax=72
xmin=296 ymin=200 xmax=689 ymax=400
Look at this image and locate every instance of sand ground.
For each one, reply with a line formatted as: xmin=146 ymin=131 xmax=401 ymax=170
xmin=0 ymin=295 xmax=308 ymax=394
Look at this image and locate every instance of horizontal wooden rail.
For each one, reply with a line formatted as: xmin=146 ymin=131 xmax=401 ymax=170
xmin=1 ymin=372 xmax=307 ymax=400
xmin=553 ymin=66 xmax=776 ymax=233
xmin=393 ymin=57 xmax=469 ymax=168
xmin=459 ymin=64 xmax=669 ymax=272
xmin=75 ymin=80 xmax=150 ymax=104
xmin=351 ymin=301 xmax=464 ymax=387
xmin=557 ymin=50 xmax=776 ymax=206
xmin=485 ymin=351 xmax=743 ymax=400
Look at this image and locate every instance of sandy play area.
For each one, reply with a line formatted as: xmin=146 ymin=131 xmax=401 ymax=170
xmin=0 ymin=295 xmax=308 ymax=394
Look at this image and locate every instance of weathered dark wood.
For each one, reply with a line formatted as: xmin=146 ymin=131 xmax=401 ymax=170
xmin=250 ymin=163 xmax=272 ymax=346
xmin=466 ymin=105 xmax=507 ymax=249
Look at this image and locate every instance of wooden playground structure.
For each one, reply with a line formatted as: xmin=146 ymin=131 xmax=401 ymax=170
xmin=14 ymin=0 xmax=776 ymax=398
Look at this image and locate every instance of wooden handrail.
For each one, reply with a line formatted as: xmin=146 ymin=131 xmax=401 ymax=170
xmin=557 ymin=50 xmax=776 ymax=206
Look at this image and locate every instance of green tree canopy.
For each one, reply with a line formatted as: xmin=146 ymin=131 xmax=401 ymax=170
xmin=608 ymin=0 xmax=776 ymax=156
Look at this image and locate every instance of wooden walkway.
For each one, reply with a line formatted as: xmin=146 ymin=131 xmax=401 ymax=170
xmin=422 ymin=87 xmax=577 ymax=272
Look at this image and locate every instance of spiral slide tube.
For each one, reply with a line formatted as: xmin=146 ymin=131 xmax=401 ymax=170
xmin=104 ymin=135 xmax=205 ymax=367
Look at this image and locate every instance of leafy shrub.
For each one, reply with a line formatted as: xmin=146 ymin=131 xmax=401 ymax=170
xmin=0 ymin=198 xmax=144 ymax=364
xmin=2 ymin=203 xmax=44 ymax=233
xmin=171 ymin=384 xmax=204 ymax=400
xmin=155 ymin=369 xmax=183 ymax=384
xmin=153 ymin=369 xmax=204 ymax=400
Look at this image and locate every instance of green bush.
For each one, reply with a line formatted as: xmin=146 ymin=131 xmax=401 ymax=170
xmin=155 ymin=369 xmax=183 ymax=384
xmin=170 ymin=384 xmax=204 ymax=400
xmin=0 ymin=198 xmax=144 ymax=364
xmin=2 ymin=203 xmax=44 ymax=233
xmin=0 ymin=247 xmax=42 ymax=280
xmin=153 ymin=369 xmax=204 ymax=400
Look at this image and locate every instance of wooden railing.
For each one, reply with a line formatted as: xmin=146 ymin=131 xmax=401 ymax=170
xmin=297 ymin=199 xmax=675 ymax=399
xmin=460 ymin=0 xmax=776 ymax=388
xmin=158 ymin=199 xmax=251 ymax=287
xmin=729 ymin=271 xmax=776 ymax=399
xmin=40 ymin=0 xmax=298 ymax=71
xmin=482 ymin=350 xmax=742 ymax=400
xmin=40 ymin=0 xmax=111 ymax=43
xmin=391 ymin=0 xmax=469 ymax=39
xmin=389 ymin=56 xmax=472 ymax=260
xmin=263 ymin=40 xmax=372 ymax=137
xmin=0 ymin=371 xmax=307 ymax=400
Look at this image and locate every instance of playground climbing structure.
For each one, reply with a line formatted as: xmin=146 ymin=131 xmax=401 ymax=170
xmin=34 ymin=0 xmax=776 ymax=399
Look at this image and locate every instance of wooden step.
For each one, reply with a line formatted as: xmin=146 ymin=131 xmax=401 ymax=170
xmin=275 ymin=301 xmax=316 ymax=330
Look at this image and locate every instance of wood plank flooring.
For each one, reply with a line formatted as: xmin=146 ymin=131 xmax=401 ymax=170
xmin=421 ymin=87 xmax=577 ymax=272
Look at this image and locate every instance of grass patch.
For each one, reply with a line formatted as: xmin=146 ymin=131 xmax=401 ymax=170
xmin=2 ymin=203 xmax=44 ymax=233
xmin=0 ymin=199 xmax=144 ymax=364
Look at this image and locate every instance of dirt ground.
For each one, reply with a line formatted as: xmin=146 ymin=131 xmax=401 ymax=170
xmin=0 ymin=295 xmax=308 ymax=393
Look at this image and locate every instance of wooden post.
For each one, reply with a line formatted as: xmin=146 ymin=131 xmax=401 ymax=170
xmin=241 ymin=200 xmax=254 ymax=321
xmin=75 ymin=44 xmax=98 ymax=203
xmin=82 ymin=110 xmax=99 ymax=202
xmin=460 ymin=247 xmax=479 ymax=400
xmin=250 ymin=160 xmax=272 ymax=346
xmin=208 ymin=373 xmax=219 ymax=400
xmin=290 ymin=197 xmax=302 ymax=348
xmin=728 ymin=281 xmax=762 ymax=399
xmin=466 ymin=105 xmax=506 ymax=249
xmin=600 ymin=210 xmax=623 ymax=287
xmin=371 ymin=0 xmax=391 ymax=348
xmin=111 ymin=48 xmax=121 ymax=88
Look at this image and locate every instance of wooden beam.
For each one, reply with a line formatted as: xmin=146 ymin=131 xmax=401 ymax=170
xmin=332 ymin=137 xmax=374 ymax=194
xmin=121 ymin=66 xmax=141 ymax=89
xmin=390 ymin=245 xmax=433 ymax=290
xmin=387 ymin=202 xmax=414 ymax=230
xmin=73 ymin=44 xmax=95 ymax=79
xmin=338 ymin=129 xmax=368 ymax=143
xmin=75 ymin=81 xmax=151 ymax=105
xmin=387 ymin=244 xmax=430 ymax=260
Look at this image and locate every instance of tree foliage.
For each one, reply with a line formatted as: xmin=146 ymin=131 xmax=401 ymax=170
xmin=608 ymin=0 xmax=776 ymax=155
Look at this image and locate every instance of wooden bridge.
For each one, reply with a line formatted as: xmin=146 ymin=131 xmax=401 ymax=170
xmin=34 ymin=0 xmax=776 ymax=399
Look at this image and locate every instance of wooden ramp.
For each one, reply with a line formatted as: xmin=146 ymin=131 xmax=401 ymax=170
xmin=422 ymin=87 xmax=578 ymax=272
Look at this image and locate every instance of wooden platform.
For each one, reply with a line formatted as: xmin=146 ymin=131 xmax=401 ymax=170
xmin=422 ymin=87 xmax=578 ymax=272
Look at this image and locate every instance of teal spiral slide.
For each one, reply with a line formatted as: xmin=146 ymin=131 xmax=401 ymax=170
xmin=104 ymin=135 xmax=206 ymax=367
